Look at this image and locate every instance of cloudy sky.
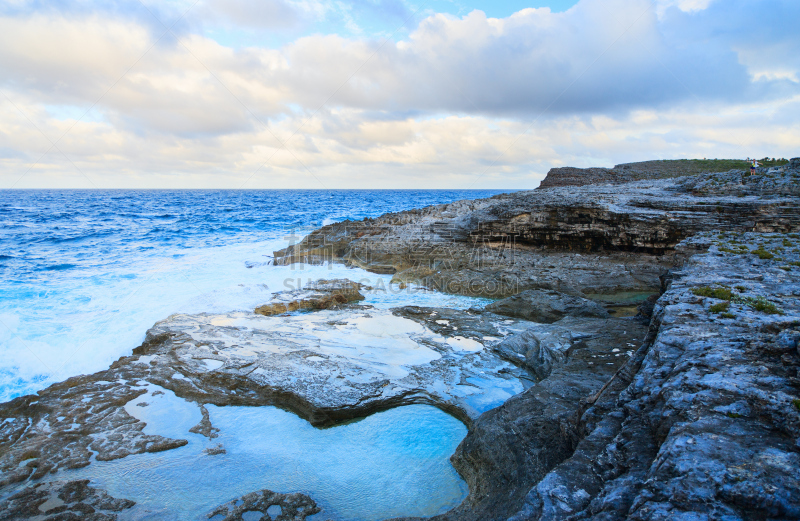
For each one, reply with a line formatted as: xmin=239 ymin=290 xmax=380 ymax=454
xmin=1 ymin=0 xmax=798 ymax=189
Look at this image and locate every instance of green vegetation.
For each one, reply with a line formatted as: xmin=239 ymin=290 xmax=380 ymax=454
xmin=780 ymin=266 xmax=792 ymax=271
xmin=675 ymin=158 xmax=787 ymax=173
xmin=741 ymin=296 xmax=784 ymax=315
xmin=720 ymin=312 xmax=736 ymax=319
xmin=709 ymin=301 xmax=730 ymax=313
xmin=719 ymin=244 xmax=749 ymax=255
xmin=692 ymin=286 xmax=732 ymax=300
xmin=751 ymin=246 xmax=775 ymax=260
xmin=735 ymin=285 xmax=747 ymax=292
xmin=793 ymin=399 xmax=800 ymax=412
xmin=616 ymin=158 xmax=789 ymax=181
xmin=753 ymin=298 xmax=782 ymax=314
xmin=685 ymin=159 xmax=750 ymax=172
xmin=692 ymin=285 xmax=784 ymax=315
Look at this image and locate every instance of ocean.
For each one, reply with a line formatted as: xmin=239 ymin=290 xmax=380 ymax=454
xmin=0 ymin=189 xmax=508 ymax=402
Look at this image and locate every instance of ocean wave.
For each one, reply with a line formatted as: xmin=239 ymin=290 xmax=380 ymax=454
xmin=0 ymin=189 xmax=509 ymax=401
xmin=42 ymin=263 xmax=77 ymax=271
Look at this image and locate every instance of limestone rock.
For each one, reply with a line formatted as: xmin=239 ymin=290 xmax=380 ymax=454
xmin=208 ymin=489 xmax=320 ymax=521
xmin=274 ymin=164 xmax=800 ymax=298
xmin=392 ymin=316 xmax=647 ymax=521
xmin=0 ymin=480 xmax=135 ymax=520
xmin=137 ymin=305 xmax=532 ymax=424
xmin=485 ymin=289 xmax=609 ymax=323
xmin=508 ymin=232 xmax=800 ymax=520
xmin=254 ymin=278 xmax=365 ymax=316
xmin=0 ymin=377 xmax=188 ymax=488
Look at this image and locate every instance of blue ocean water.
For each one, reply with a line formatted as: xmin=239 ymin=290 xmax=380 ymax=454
xmin=0 ymin=189 xmax=507 ymax=402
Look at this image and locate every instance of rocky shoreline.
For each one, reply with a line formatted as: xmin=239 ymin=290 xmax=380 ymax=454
xmin=1 ymin=160 xmax=799 ymax=520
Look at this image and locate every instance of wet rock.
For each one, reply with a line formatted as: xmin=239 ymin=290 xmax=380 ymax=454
xmin=635 ymin=293 xmax=659 ymax=319
xmin=207 ymin=489 xmax=320 ymax=521
xmin=492 ymin=325 xmax=576 ymax=380
xmin=485 ymin=289 xmax=609 ymax=323
xmin=0 ymin=289 xmax=535 ymax=495
xmin=394 ymin=316 xmax=647 ymax=521
xmin=0 ymin=479 xmax=135 ymax=520
xmin=254 ymin=279 xmax=365 ymax=316
xmin=137 ymin=305 xmax=532 ymax=424
xmin=0 ymin=376 xmax=188 ymax=488
xmin=189 ymin=404 xmax=220 ymax=438
xmin=203 ymin=444 xmax=226 ymax=456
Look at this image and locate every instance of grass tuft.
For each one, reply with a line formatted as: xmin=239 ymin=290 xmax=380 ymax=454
xmin=709 ymin=301 xmax=730 ymax=313
xmin=692 ymin=286 xmax=732 ymax=300
xmin=752 ymin=247 xmax=774 ymax=260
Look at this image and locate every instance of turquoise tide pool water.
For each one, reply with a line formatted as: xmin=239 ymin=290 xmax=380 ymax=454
xmin=61 ymin=386 xmax=469 ymax=521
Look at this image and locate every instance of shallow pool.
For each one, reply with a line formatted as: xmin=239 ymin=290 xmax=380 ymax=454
xmin=62 ymin=386 xmax=469 ymax=521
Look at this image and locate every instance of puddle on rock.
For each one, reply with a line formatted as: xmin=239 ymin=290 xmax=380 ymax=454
xmin=61 ymin=385 xmax=468 ymax=521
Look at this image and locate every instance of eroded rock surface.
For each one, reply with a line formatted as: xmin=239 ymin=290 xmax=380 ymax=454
xmin=505 ymin=233 xmax=800 ymax=520
xmin=0 ymin=285 xmax=535 ymax=495
xmin=390 ymin=314 xmax=648 ymax=521
xmin=0 ymin=376 xmax=188 ymax=488
xmin=0 ymin=479 xmax=135 ymax=520
xmin=136 ymin=305 xmax=532 ymax=424
xmin=392 ymin=232 xmax=800 ymax=521
xmin=254 ymin=279 xmax=365 ymax=316
xmin=274 ymin=164 xmax=800 ymax=298
xmin=208 ymin=489 xmax=320 ymax=521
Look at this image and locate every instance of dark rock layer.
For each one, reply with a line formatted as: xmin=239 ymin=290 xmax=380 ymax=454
xmin=274 ymin=162 xmax=800 ymax=297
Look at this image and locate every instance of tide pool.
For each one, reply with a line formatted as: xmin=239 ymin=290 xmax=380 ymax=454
xmin=59 ymin=386 xmax=468 ymax=520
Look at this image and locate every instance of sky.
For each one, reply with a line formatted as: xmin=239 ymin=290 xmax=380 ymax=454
xmin=0 ymin=0 xmax=798 ymax=189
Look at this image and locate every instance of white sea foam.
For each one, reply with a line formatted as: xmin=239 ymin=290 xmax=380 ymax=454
xmin=0 ymin=237 xmax=487 ymax=401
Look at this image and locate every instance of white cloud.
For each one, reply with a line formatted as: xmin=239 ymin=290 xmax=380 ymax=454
xmin=203 ymin=0 xmax=302 ymax=28
xmin=655 ymin=0 xmax=715 ymax=16
xmin=0 ymin=0 xmax=798 ymax=188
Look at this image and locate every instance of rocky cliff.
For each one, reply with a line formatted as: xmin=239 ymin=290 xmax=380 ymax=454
xmin=272 ymin=160 xmax=800 ymax=520
xmin=2 ymin=159 xmax=799 ymax=520
xmin=274 ymin=159 xmax=800 ymax=298
xmin=536 ymin=159 xmax=769 ymax=189
xmin=394 ymin=232 xmax=800 ymax=521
